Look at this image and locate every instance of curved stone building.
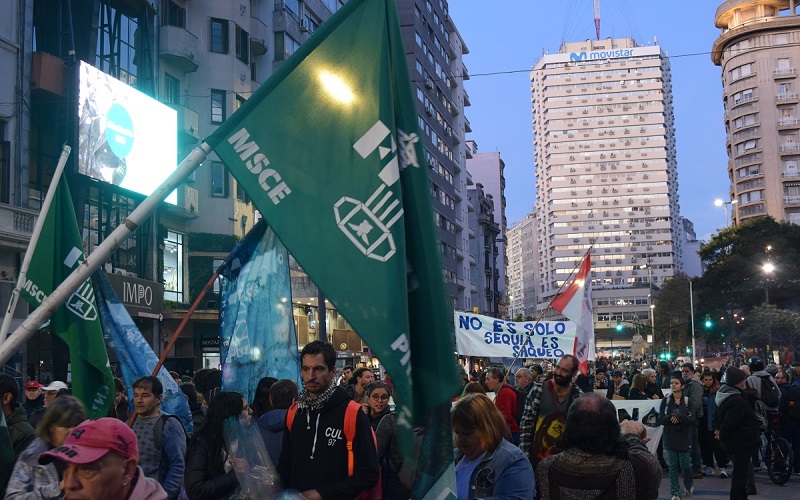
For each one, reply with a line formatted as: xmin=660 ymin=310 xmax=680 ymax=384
xmin=712 ymin=1 xmax=800 ymax=224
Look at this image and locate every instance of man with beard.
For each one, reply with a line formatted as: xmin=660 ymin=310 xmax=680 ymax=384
xmin=278 ymin=341 xmax=379 ymax=499
xmin=519 ymin=355 xmax=584 ymax=469
xmin=344 ymin=367 xmax=375 ymax=404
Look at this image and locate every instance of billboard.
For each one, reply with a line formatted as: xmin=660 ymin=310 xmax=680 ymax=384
xmin=78 ymin=61 xmax=178 ymax=204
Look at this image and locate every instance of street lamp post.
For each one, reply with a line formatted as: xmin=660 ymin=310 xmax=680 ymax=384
xmin=714 ymin=199 xmax=738 ymax=227
xmin=689 ymin=279 xmax=696 ymax=366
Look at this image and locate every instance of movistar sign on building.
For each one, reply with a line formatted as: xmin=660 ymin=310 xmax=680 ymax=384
xmin=570 ymin=48 xmax=635 ymax=61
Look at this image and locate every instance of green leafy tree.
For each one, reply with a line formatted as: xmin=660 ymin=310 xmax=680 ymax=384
xmin=653 ymin=273 xmax=692 ymax=351
xmin=742 ymin=304 xmax=800 ymax=356
xmin=695 ymin=217 xmax=800 ymax=356
xmin=697 ymin=217 xmax=800 ymax=313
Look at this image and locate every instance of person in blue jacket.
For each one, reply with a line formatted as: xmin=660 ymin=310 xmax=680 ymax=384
xmin=453 ymin=393 xmax=535 ymax=500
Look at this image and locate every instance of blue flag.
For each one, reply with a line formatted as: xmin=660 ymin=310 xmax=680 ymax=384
xmin=93 ymin=271 xmax=193 ymax=434
xmin=219 ymin=220 xmax=300 ymax=403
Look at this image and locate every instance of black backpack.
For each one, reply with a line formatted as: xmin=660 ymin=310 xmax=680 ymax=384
xmin=758 ymin=375 xmax=780 ymax=409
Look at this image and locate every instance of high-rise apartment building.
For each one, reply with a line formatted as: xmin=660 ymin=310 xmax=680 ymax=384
xmin=397 ymin=1 xmax=471 ymax=312
xmin=466 ymin=140 xmax=508 ymax=315
xmin=531 ymin=38 xmax=682 ymax=336
xmin=506 ymin=213 xmax=538 ymax=320
xmin=712 ymin=1 xmax=800 ymax=225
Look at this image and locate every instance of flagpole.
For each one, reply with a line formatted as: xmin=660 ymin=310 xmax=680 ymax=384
xmin=0 ymin=146 xmax=72 ymax=342
xmin=0 ymin=143 xmax=212 ymax=366
xmin=152 ymin=268 xmax=221 ymax=378
xmin=127 ymin=264 xmax=218 ymax=429
xmin=503 ymin=246 xmax=593 ymax=383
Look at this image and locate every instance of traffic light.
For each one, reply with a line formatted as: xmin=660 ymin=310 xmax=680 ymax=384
xmin=704 ymin=314 xmax=712 ymax=329
xmin=615 ymin=321 xmax=623 ymax=332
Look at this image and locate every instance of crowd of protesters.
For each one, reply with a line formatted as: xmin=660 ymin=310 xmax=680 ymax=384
xmin=1 ymin=347 xmax=799 ymax=499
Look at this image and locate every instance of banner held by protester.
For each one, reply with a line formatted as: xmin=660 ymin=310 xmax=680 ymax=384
xmin=219 ymin=219 xmax=301 ymax=403
xmin=205 ymin=0 xmax=461 ymax=496
xmin=17 ymin=174 xmax=114 ymax=418
xmin=93 ymin=271 xmax=193 ymax=433
xmin=454 ymin=311 xmax=578 ymax=359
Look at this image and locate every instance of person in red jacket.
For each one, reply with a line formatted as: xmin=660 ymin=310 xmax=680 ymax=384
xmin=485 ymin=366 xmax=520 ymax=444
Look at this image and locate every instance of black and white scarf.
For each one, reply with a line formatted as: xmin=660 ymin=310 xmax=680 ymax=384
xmin=296 ymin=383 xmax=337 ymax=412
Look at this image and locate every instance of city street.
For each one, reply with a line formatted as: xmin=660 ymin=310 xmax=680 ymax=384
xmin=657 ymin=469 xmax=799 ymax=499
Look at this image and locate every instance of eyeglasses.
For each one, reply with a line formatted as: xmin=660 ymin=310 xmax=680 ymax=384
xmin=370 ymin=394 xmax=390 ymax=401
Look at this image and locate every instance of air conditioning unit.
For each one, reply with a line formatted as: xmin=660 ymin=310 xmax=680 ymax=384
xmin=300 ymin=20 xmax=309 ymax=32
xmin=425 ymin=78 xmax=434 ymax=89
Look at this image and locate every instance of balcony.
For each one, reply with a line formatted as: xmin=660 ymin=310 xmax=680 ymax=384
xmin=778 ymin=117 xmax=800 ymax=129
xmin=0 ymin=203 xmax=38 ymax=252
xmin=776 ymin=92 xmax=799 ymax=103
xmin=785 ymin=195 xmax=800 ymax=205
xmin=167 ymin=104 xmax=200 ymax=144
xmin=774 ymin=67 xmax=797 ymax=78
xmin=782 ymin=170 xmax=800 ymax=179
xmin=159 ymin=25 xmax=199 ymax=73
xmin=250 ymin=17 xmax=268 ymax=56
xmin=780 ymin=143 xmax=800 ymax=154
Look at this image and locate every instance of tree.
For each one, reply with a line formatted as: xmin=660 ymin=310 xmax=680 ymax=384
xmin=653 ymin=273 xmax=692 ymax=351
xmin=697 ymin=217 xmax=800 ymax=314
xmin=742 ymin=304 xmax=800 ymax=359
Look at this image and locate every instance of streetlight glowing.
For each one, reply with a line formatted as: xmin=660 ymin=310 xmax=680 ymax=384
xmin=764 ymin=262 xmax=775 ymax=274
xmin=714 ymin=199 xmax=723 ymax=207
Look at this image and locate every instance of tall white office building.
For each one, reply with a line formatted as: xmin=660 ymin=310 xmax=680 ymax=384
xmin=531 ymin=38 xmax=683 ymax=336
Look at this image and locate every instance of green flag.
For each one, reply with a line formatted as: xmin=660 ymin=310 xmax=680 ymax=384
xmin=18 ymin=175 xmax=114 ymax=418
xmin=206 ymin=0 xmax=460 ymax=496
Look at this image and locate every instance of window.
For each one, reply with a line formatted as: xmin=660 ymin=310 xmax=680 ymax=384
xmin=163 ymin=231 xmax=184 ymax=302
xmin=211 ymin=89 xmax=225 ymax=123
xmin=274 ymin=32 xmax=299 ymax=61
xmin=303 ymin=14 xmax=319 ymax=33
xmin=281 ymin=0 xmax=300 ymax=17
xmin=164 ymin=73 xmax=179 ymax=105
xmin=211 ymin=162 xmax=229 ymax=197
xmin=730 ymin=63 xmax=752 ymax=80
xmin=96 ymin=5 xmax=138 ymax=86
xmin=235 ymin=25 xmax=249 ymax=64
xmin=213 ymin=259 xmax=226 ymax=293
xmin=164 ymin=1 xmax=186 ymax=28
xmin=236 ymin=181 xmax=250 ymax=203
xmin=210 ymin=18 xmax=229 ymax=53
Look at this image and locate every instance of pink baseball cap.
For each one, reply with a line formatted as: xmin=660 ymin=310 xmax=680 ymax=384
xmin=39 ymin=418 xmax=138 ymax=465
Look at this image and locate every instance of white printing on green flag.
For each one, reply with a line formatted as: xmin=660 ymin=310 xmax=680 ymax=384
xmin=206 ymin=0 xmax=461 ymax=496
xmin=17 ymin=175 xmax=114 ymax=418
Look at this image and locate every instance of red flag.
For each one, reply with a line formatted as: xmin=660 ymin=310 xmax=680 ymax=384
xmin=551 ymin=251 xmax=594 ymax=374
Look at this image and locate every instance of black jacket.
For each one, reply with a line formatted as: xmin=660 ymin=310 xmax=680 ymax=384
xmin=277 ymin=386 xmax=379 ymax=499
xmin=183 ymin=433 xmax=239 ymax=500
xmin=658 ymin=395 xmax=694 ymax=451
xmin=714 ymin=384 xmax=760 ymax=454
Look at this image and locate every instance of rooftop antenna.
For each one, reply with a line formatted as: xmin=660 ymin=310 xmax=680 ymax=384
xmin=593 ymin=0 xmax=601 ymax=40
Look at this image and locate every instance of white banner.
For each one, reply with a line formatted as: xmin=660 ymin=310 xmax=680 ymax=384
xmin=454 ymin=311 xmax=577 ymax=358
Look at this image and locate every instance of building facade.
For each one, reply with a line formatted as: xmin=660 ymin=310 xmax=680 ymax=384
xmin=1 ymin=0 xmax=472 ymax=379
xmin=467 ymin=182 xmax=500 ymax=316
xmin=712 ymin=1 xmax=800 ymax=225
xmin=531 ymin=37 xmax=683 ymax=338
xmin=465 ymin=140 xmax=508 ymax=316
xmin=397 ymin=0 xmax=471 ymax=312
xmin=679 ymin=217 xmax=703 ymax=278
xmin=506 ymin=213 xmax=537 ymax=320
